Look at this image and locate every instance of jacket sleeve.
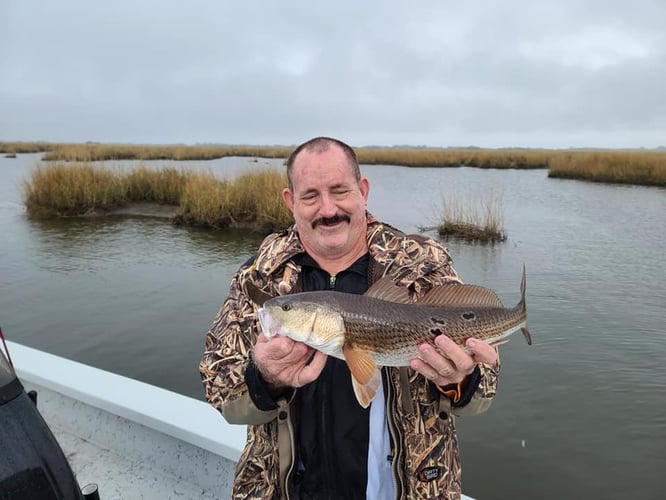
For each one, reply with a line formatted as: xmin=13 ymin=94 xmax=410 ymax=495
xmin=450 ymin=358 xmax=500 ymax=416
xmin=199 ymin=267 xmax=277 ymax=425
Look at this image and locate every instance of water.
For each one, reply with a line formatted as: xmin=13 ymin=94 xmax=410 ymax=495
xmin=1 ymin=154 xmax=665 ymax=499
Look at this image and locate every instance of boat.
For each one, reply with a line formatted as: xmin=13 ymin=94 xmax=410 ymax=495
xmin=1 ymin=338 xmax=475 ymax=499
xmin=1 ymin=340 xmax=242 ymax=499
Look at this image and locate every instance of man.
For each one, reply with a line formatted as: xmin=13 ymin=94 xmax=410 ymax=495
xmin=200 ymin=137 xmax=499 ymax=499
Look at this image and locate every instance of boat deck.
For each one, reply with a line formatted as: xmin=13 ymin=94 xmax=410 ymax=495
xmin=53 ymin=424 xmax=217 ymax=500
xmin=10 ymin=342 xmax=241 ymax=500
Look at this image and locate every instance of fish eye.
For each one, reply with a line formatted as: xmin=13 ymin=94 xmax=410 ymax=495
xmin=281 ymin=303 xmax=292 ymax=311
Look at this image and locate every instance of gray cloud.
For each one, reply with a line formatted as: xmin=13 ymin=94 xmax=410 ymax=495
xmin=1 ymin=0 xmax=665 ymax=148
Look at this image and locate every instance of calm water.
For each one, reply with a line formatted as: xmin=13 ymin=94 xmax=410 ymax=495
xmin=1 ymin=154 xmax=665 ymax=499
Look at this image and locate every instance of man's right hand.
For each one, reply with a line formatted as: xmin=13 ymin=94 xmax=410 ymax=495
xmin=253 ymin=333 xmax=327 ymax=391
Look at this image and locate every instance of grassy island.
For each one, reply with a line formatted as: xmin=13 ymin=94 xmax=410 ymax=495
xmin=436 ymin=190 xmax=506 ymax=243
xmin=23 ymin=163 xmax=293 ymax=232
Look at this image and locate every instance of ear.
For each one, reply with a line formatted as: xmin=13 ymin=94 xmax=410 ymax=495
xmin=359 ymin=177 xmax=369 ymax=203
xmin=282 ymin=187 xmax=295 ymax=212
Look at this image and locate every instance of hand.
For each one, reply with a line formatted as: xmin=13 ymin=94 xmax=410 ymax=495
xmin=410 ymin=335 xmax=498 ymax=387
xmin=253 ymin=333 xmax=328 ymax=391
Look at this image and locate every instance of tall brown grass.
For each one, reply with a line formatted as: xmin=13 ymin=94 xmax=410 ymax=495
xmin=40 ymin=144 xmax=293 ymax=162
xmin=174 ymin=169 xmax=292 ymax=230
xmin=547 ymin=151 xmax=666 ymax=186
xmin=357 ymin=148 xmax=551 ymax=169
xmin=0 ymin=142 xmax=55 ymax=155
xmin=23 ymin=163 xmax=127 ymax=216
xmin=5 ymin=141 xmax=665 ymax=186
xmin=437 ymin=189 xmax=506 ymax=243
xmin=23 ymin=162 xmax=293 ymax=232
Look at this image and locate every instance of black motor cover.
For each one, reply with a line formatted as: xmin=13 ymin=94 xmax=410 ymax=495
xmin=0 ymin=350 xmax=84 ymax=500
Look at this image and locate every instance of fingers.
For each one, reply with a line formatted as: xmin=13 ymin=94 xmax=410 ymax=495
xmin=255 ymin=333 xmax=307 ymax=361
xmin=411 ymin=344 xmax=464 ymax=387
xmin=465 ymin=337 xmax=498 ymax=366
xmin=295 ymin=350 xmax=328 ymax=386
xmin=410 ymin=336 xmax=495 ymax=386
xmin=435 ymin=336 xmax=475 ymax=374
xmin=253 ymin=335 xmax=326 ymax=389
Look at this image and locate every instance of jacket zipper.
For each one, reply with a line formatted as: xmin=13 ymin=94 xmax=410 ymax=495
xmin=279 ymin=399 xmax=296 ymax=500
xmin=384 ymin=369 xmax=404 ymax=499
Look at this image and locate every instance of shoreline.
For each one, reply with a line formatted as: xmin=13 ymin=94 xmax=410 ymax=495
xmin=101 ymin=202 xmax=178 ymax=218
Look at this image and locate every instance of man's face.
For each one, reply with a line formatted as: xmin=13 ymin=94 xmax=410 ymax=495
xmin=283 ymin=145 xmax=369 ymax=262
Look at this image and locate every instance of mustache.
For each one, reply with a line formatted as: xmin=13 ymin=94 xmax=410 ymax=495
xmin=312 ymin=214 xmax=351 ymax=229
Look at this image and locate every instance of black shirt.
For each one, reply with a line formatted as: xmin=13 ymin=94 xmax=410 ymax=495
xmin=293 ymin=252 xmax=371 ymax=500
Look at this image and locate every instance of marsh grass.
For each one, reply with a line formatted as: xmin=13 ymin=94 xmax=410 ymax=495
xmin=0 ymin=142 xmax=54 ymax=155
xmin=23 ymin=162 xmax=194 ymax=216
xmin=548 ymin=151 xmax=666 ymax=186
xmin=23 ymin=162 xmax=293 ymax=232
xmin=5 ymin=141 xmax=665 ymax=186
xmin=124 ymin=166 xmax=191 ymax=204
xmin=39 ymin=144 xmax=293 ymax=162
xmin=23 ymin=163 xmax=127 ymax=216
xmin=437 ymin=190 xmax=506 ymax=243
xmin=174 ymin=169 xmax=292 ymax=231
xmin=357 ymin=148 xmax=551 ymax=169
xmin=32 ymin=143 xmax=552 ymax=169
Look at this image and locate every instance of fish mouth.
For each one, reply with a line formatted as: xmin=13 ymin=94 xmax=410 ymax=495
xmin=258 ymin=308 xmax=276 ymax=338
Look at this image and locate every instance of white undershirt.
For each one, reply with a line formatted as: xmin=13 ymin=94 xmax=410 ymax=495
xmin=366 ymin=379 xmax=396 ymax=499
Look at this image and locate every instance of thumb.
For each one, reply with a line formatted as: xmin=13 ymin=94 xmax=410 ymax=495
xmin=466 ymin=338 xmax=498 ymax=366
xmin=295 ymin=351 xmax=328 ymax=387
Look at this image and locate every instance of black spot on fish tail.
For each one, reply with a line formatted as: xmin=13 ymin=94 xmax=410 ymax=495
xmin=462 ymin=312 xmax=476 ymax=320
xmin=431 ymin=317 xmax=447 ymax=325
xmin=430 ymin=327 xmax=442 ymax=336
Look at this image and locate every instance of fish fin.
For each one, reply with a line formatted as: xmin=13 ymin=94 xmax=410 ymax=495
xmin=419 ymin=284 xmax=504 ymax=307
xmin=521 ymin=327 xmax=532 ymax=346
xmin=489 ymin=338 xmax=511 ymax=348
xmin=343 ymin=345 xmax=381 ymax=408
xmin=351 ymin=369 xmax=382 ymax=409
xmin=363 ymin=276 xmax=413 ymax=304
xmin=343 ymin=345 xmax=377 ymax=384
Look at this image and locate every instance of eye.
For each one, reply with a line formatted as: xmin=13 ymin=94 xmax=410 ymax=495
xmin=332 ymin=188 xmax=350 ymax=198
xmin=300 ymin=192 xmax=318 ymax=203
xmin=281 ymin=303 xmax=292 ymax=311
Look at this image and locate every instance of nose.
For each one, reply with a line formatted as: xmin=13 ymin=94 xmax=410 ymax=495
xmin=318 ymin=193 xmax=337 ymax=217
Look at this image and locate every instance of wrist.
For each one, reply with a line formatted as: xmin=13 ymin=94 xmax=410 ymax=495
xmin=435 ymin=365 xmax=482 ymax=407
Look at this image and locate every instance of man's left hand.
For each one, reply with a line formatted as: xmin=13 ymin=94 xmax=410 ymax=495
xmin=410 ymin=335 xmax=498 ymax=387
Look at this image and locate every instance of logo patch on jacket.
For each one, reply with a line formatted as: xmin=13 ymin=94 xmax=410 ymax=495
xmin=417 ymin=466 xmax=441 ymax=482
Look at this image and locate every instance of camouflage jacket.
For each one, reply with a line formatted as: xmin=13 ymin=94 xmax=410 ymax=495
xmin=200 ymin=213 xmax=500 ymax=499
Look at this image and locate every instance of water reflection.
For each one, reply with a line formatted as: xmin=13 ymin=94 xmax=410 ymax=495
xmin=27 ymin=216 xmax=264 ymax=274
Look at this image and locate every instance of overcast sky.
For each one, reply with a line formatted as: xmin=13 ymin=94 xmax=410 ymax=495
xmin=1 ymin=1 xmax=665 ymax=149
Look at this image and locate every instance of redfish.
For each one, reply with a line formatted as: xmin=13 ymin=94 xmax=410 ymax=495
xmin=257 ymin=267 xmax=530 ymax=408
